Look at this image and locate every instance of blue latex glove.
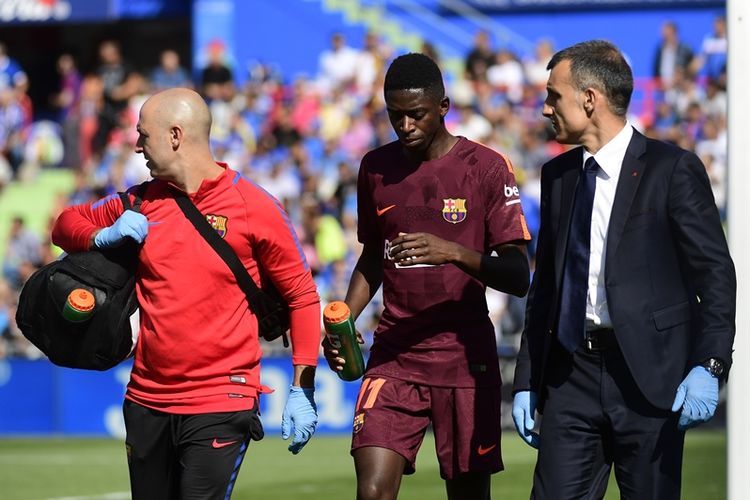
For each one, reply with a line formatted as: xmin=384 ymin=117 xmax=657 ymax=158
xmin=671 ymin=366 xmax=719 ymax=430
xmin=281 ymin=386 xmax=318 ymax=454
xmin=512 ymin=391 xmax=540 ymax=449
xmin=94 ymin=210 xmax=148 ymax=248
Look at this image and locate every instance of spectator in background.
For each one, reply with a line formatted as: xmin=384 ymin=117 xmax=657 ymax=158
xmin=355 ymin=32 xmax=386 ymax=100
xmin=331 ymin=159 xmax=357 ymax=218
xmin=664 ymin=67 xmax=705 ymax=118
xmin=2 ymin=216 xmax=43 ymax=290
xmin=0 ymin=42 xmax=32 ymax=128
xmin=261 ymin=159 xmax=302 ymax=205
xmin=200 ymin=39 xmax=234 ymax=102
xmin=650 ymin=100 xmax=679 ymax=140
xmin=681 ymin=101 xmax=706 ymax=145
xmin=420 ymin=40 xmax=440 ymax=66
xmin=694 ymin=15 xmax=727 ymax=83
xmin=0 ymin=86 xmax=25 ymax=177
xmin=318 ymin=32 xmax=360 ymax=94
xmin=51 ymin=54 xmax=81 ymax=122
xmin=0 ymin=276 xmax=39 ymax=359
xmin=0 ymin=150 xmax=10 ymax=191
xmin=66 ymin=169 xmax=100 ymax=206
xmin=703 ymin=77 xmax=727 ymax=120
xmin=150 ymin=49 xmax=192 ymax=92
xmin=487 ymin=49 xmax=525 ymax=104
xmin=475 ymin=78 xmax=513 ymax=126
xmin=51 ymin=53 xmax=82 ymax=168
xmin=695 ymin=118 xmax=727 ymax=216
xmin=0 ymin=41 xmax=28 ymax=95
xmin=449 ymin=102 xmax=493 ymax=143
xmin=524 ymin=39 xmax=554 ymax=91
xmin=653 ymin=21 xmax=694 ymax=90
xmin=0 ymin=277 xmax=13 ymax=357
xmin=318 ymin=86 xmax=354 ymax=143
xmin=76 ymin=74 xmax=104 ymax=168
xmin=289 ymin=76 xmax=320 ymax=137
xmin=271 ymin=104 xmax=302 ymax=149
xmin=93 ymin=40 xmax=142 ymax=157
xmin=464 ymin=29 xmax=494 ymax=81
xmin=339 ymin=105 xmax=376 ymax=160
xmin=300 ymin=194 xmax=347 ymax=269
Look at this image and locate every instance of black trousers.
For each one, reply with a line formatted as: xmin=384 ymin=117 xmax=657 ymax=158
xmin=123 ymin=399 xmax=264 ymax=500
xmin=531 ymin=338 xmax=684 ymax=500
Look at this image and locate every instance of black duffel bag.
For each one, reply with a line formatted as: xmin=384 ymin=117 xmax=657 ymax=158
xmin=15 ymin=191 xmax=142 ymax=370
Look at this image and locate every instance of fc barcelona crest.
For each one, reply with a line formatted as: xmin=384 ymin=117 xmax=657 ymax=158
xmin=353 ymin=412 xmax=365 ymax=434
xmin=442 ymin=198 xmax=467 ymax=224
xmin=205 ymin=214 xmax=228 ymax=238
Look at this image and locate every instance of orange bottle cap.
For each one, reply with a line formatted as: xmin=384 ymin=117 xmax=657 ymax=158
xmin=323 ymin=301 xmax=351 ymax=324
xmin=67 ymin=288 xmax=95 ymax=312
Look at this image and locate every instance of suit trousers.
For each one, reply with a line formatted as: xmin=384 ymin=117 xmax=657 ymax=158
xmin=531 ymin=338 xmax=685 ymax=500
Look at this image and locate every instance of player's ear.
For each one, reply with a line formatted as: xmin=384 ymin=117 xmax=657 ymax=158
xmin=440 ymin=96 xmax=450 ymax=118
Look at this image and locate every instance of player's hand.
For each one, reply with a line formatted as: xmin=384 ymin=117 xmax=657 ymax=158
xmin=512 ymin=391 xmax=540 ymax=449
xmin=281 ymin=386 xmax=318 ymax=454
xmin=671 ymin=366 xmax=719 ymax=430
xmin=322 ymin=331 xmax=364 ymax=374
xmin=389 ymin=232 xmax=457 ymax=267
xmin=94 ymin=210 xmax=148 ymax=248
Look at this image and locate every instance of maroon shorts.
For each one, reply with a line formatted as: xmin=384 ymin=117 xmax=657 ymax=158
xmin=350 ymin=375 xmax=503 ymax=480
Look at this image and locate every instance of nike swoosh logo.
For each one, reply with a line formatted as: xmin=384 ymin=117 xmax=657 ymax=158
xmin=477 ymin=444 xmax=496 ymax=456
xmin=376 ymin=205 xmax=396 ymax=216
xmin=212 ymin=438 xmax=238 ymax=449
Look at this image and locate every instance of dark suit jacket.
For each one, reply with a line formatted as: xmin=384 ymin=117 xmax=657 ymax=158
xmin=513 ymin=129 xmax=735 ymax=410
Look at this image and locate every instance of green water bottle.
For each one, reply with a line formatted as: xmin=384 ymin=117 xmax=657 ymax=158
xmin=62 ymin=288 xmax=96 ymax=322
xmin=323 ymin=301 xmax=365 ymax=381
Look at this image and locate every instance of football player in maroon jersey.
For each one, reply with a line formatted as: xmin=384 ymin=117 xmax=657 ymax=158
xmin=324 ymin=53 xmax=531 ymax=500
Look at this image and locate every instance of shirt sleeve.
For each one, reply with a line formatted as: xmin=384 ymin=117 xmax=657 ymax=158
xmin=245 ymin=185 xmax=320 ymax=365
xmin=288 ymin=302 xmax=322 ymax=366
xmin=51 ymin=191 xmax=130 ymax=252
xmin=356 ymin=154 xmax=379 ymax=246
xmin=483 ymin=152 xmax=531 ymax=248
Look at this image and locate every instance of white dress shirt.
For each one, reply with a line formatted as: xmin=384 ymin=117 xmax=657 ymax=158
xmin=582 ymin=123 xmax=633 ymax=330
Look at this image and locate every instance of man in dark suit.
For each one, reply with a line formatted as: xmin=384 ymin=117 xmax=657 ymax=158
xmin=511 ymin=40 xmax=735 ymax=499
xmin=653 ymin=21 xmax=694 ymax=89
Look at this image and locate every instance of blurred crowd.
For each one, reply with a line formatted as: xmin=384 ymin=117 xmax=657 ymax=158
xmin=0 ymin=16 xmax=728 ymax=359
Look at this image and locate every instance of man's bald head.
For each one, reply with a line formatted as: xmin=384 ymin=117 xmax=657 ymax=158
xmin=142 ymin=88 xmax=212 ymax=145
xmin=135 ymin=87 xmax=221 ymax=187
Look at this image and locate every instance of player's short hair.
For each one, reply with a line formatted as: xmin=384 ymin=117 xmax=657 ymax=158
xmin=548 ymin=40 xmax=633 ymax=117
xmin=384 ymin=53 xmax=445 ymax=101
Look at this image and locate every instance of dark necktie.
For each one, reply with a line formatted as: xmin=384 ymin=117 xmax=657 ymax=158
xmin=557 ymin=156 xmax=599 ymax=352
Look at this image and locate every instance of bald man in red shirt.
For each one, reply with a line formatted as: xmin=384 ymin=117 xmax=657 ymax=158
xmin=53 ymin=88 xmax=321 ymax=499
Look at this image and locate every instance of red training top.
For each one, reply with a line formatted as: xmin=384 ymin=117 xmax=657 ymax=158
xmin=52 ymin=164 xmax=320 ymax=413
xmin=357 ymin=137 xmax=530 ymax=388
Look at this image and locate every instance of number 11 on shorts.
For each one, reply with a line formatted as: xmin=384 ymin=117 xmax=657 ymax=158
xmin=355 ymin=378 xmax=386 ymax=411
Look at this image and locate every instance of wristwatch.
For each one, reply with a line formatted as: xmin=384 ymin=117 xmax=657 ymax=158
xmin=701 ymin=358 xmax=726 ymax=379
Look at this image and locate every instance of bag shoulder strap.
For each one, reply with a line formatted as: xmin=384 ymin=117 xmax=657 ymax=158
xmin=119 ymin=183 xmax=147 ymax=213
xmin=173 ymin=191 xmax=265 ymax=302
xmin=173 ymin=191 xmax=289 ymax=347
